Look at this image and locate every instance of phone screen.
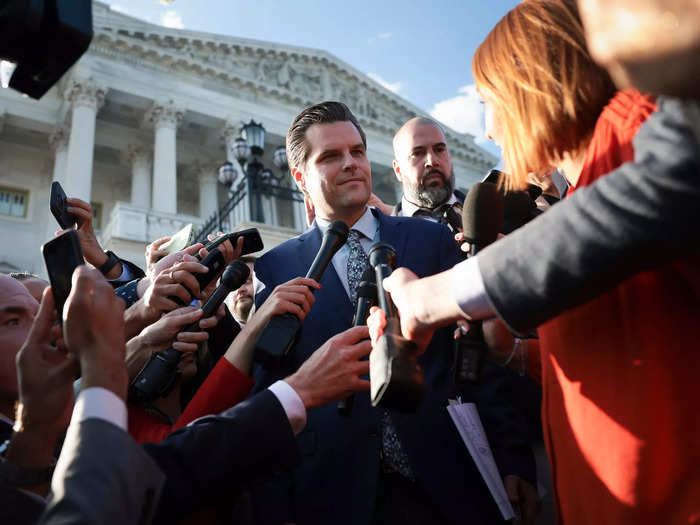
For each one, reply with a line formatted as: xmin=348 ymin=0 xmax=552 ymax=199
xmin=41 ymin=230 xmax=84 ymax=320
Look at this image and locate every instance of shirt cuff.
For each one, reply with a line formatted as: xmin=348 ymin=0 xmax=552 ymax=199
xmin=111 ymin=263 xmax=133 ymax=283
xmin=451 ymin=256 xmax=496 ymax=320
xmin=72 ymin=387 xmax=127 ymax=431
xmin=268 ymin=380 xmax=306 ymax=436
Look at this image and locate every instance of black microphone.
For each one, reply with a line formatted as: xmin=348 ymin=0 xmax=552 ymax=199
xmin=129 ymin=260 xmax=251 ymax=404
xmin=368 ymin=242 xmax=425 ymax=412
xmin=455 ymin=182 xmax=504 ymax=384
xmin=254 ymin=221 xmax=349 ymax=368
xmin=338 ymin=267 xmax=377 ymax=416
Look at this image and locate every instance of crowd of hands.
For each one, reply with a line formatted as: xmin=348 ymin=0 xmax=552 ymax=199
xmin=13 ymin=196 xmax=376 ymax=474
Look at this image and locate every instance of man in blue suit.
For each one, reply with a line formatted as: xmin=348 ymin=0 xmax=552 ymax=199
xmin=252 ymin=102 xmax=535 ymax=525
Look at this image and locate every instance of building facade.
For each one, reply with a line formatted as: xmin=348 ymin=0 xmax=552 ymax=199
xmin=0 ymin=1 xmax=496 ymax=276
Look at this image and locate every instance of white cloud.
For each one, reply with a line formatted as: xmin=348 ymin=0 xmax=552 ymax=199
xmin=161 ymin=10 xmax=184 ymax=29
xmin=430 ymin=84 xmax=487 ymax=143
xmin=368 ymin=32 xmax=393 ymax=44
xmin=110 ymin=4 xmax=128 ymax=14
xmin=367 ymin=72 xmax=402 ymax=94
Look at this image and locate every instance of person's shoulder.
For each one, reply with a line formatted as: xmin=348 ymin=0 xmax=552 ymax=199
xmin=257 ymin=229 xmax=313 ymax=263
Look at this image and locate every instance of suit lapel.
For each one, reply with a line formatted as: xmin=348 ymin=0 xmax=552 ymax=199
xmin=376 ymin=209 xmax=410 ymax=267
xmin=301 ymin=224 xmax=352 ymax=314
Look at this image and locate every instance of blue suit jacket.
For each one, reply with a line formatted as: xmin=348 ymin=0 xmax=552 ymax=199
xmin=252 ymin=209 xmax=527 ymax=525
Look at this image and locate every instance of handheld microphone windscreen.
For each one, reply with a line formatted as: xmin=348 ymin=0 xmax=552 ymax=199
xmin=502 ymin=191 xmax=536 ymax=234
xmin=461 ymin=182 xmax=504 ymax=247
xmin=221 ymin=260 xmax=250 ymax=289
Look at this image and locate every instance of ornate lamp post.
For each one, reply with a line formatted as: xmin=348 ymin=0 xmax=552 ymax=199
xmin=218 ymin=121 xmax=291 ymax=225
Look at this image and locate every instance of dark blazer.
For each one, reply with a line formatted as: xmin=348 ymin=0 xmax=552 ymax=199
xmin=35 ymin=390 xmax=298 ymax=525
xmin=39 ymin=417 xmax=165 ymax=525
xmin=252 ymin=208 xmax=526 ymax=525
xmin=479 ymin=97 xmax=700 ymax=333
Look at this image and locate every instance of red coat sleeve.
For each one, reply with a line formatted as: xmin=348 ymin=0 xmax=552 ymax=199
xmin=173 ymin=358 xmax=254 ymax=431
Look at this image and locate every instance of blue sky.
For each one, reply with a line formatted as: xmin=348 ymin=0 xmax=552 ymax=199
xmin=104 ymin=0 xmax=520 ymax=159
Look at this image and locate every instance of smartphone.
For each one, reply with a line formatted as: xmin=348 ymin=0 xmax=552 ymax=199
xmin=159 ymin=223 xmax=194 ymax=257
xmin=198 ymin=228 xmax=264 ymax=260
xmin=41 ymin=230 xmax=84 ymax=321
xmin=49 ymin=181 xmax=77 ymax=230
xmin=170 ymin=247 xmax=226 ymax=306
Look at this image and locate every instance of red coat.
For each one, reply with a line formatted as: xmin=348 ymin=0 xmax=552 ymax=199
xmin=128 ymin=357 xmax=254 ymax=444
xmin=539 ymin=90 xmax=700 ymax=524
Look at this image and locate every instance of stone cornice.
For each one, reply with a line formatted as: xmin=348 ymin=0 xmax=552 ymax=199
xmin=90 ymin=1 xmax=496 ymax=172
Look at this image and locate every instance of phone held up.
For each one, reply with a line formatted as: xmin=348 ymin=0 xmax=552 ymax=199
xmin=49 ymin=181 xmax=77 ymax=230
xmin=41 ymin=230 xmax=84 ymax=322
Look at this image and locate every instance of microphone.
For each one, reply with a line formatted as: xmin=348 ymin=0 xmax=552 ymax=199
xmin=338 ymin=267 xmax=377 ymax=416
xmin=368 ymin=242 xmax=425 ymax=412
xmin=462 ymin=182 xmax=504 ymax=257
xmin=129 ymin=260 xmax=251 ymax=404
xmin=254 ymin=221 xmax=349 ymax=368
xmin=455 ymin=182 xmax=504 ymax=384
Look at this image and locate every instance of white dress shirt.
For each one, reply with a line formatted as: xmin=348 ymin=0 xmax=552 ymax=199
xmin=74 ymin=381 xmax=307 ymax=436
xmin=315 ymin=206 xmax=379 ymax=298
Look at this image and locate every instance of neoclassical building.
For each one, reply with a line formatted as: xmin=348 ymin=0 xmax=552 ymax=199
xmin=0 ymin=1 xmax=496 ymax=276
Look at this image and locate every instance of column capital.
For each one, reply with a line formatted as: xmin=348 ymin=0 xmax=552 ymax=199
xmin=144 ymin=100 xmax=185 ymax=130
xmin=48 ymin=125 xmax=70 ymax=153
xmin=219 ymin=119 xmax=242 ymax=145
xmin=64 ymin=77 xmax=107 ymax=112
xmin=123 ymin=144 xmax=153 ymax=170
xmin=193 ymin=160 xmax=220 ymax=182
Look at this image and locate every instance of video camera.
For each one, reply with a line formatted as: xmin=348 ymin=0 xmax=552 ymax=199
xmin=0 ymin=0 xmax=92 ymax=98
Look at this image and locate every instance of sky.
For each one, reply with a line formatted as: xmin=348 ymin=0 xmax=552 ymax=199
xmin=103 ymin=0 xmax=520 ymax=160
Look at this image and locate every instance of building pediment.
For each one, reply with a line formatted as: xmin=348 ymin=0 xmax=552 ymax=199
xmin=91 ymin=2 xmax=496 ymax=170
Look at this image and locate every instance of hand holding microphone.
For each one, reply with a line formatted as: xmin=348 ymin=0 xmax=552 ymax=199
xmin=367 ymin=242 xmax=425 ymax=413
xmin=254 ymin=221 xmax=349 ymax=368
xmin=338 ymin=267 xmax=377 ymax=416
xmin=129 ymin=260 xmax=251 ymax=404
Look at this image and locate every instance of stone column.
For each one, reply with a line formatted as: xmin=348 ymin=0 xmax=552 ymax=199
xmin=196 ymin=162 xmax=219 ymax=220
xmin=220 ymin=119 xmax=249 ymax=223
xmin=46 ymin=126 xmax=71 ymax=239
xmin=48 ymin=125 xmax=70 ymax=187
xmin=145 ymin=100 xmax=184 ymax=214
xmin=63 ymin=77 xmax=105 ymax=203
xmin=125 ymin=145 xmax=153 ymax=209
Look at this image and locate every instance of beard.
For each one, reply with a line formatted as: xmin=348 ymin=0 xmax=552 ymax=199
xmin=233 ymin=295 xmax=254 ymax=322
xmin=406 ymin=168 xmax=455 ymax=209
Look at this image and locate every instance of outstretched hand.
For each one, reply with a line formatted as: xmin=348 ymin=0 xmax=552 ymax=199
xmin=286 ymin=325 xmax=371 ymax=410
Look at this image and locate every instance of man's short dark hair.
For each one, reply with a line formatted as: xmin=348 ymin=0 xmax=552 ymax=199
xmin=286 ymin=101 xmax=367 ymax=171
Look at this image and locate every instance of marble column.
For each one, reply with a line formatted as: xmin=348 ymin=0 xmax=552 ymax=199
xmin=145 ymin=100 xmax=184 ymax=214
xmin=220 ymin=119 xmax=249 ymax=223
xmin=46 ymin=126 xmax=71 ymax=239
xmin=125 ymin=145 xmax=152 ymax=209
xmin=63 ymin=77 xmax=105 ymax=203
xmin=196 ymin=162 xmax=219 ymax=220
xmin=48 ymin=125 xmax=70 ymax=187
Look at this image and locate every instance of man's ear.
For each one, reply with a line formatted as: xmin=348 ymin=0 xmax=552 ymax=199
xmin=392 ymin=160 xmax=403 ymax=182
xmin=292 ymin=167 xmax=305 ymax=192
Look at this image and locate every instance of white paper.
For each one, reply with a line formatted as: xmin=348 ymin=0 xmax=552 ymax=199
xmin=447 ymin=401 xmax=515 ymax=521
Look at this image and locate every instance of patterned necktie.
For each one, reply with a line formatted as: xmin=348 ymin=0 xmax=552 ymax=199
xmin=345 ymin=230 xmax=415 ymax=480
xmin=346 ymin=229 xmax=368 ymax=304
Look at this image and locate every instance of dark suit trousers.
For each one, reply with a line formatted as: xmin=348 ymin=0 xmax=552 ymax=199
xmin=372 ymin=472 xmax=451 ymax=525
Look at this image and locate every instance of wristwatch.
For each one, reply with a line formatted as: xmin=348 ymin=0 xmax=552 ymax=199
xmin=98 ymin=250 xmax=120 ymax=276
xmin=0 ymin=439 xmax=56 ymax=487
